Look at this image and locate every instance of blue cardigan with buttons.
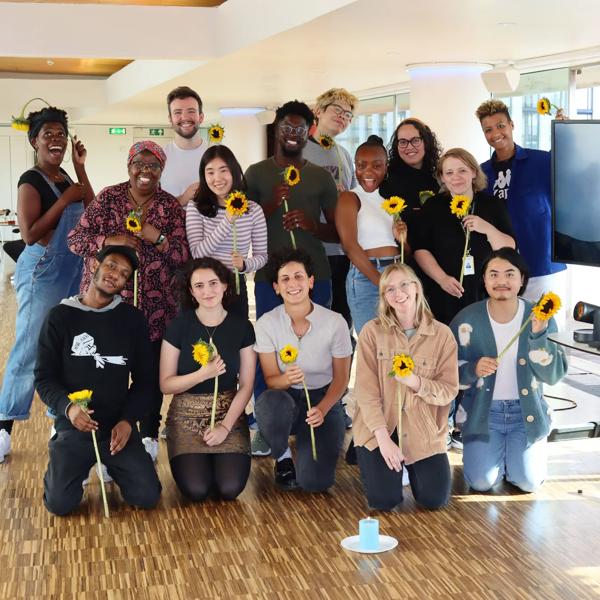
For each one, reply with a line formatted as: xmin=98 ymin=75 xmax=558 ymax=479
xmin=449 ymin=299 xmax=568 ymax=443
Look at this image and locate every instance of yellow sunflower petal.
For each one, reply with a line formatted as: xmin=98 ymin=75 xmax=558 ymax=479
xmin=319 ymin=135 xmax=334 ymax=150
xmin=67 ymin=389 xmax=93 ymax=406
xmin=381 ymin=196 xmax=407 ymax=216
xmin=192 ymin=339 xmax=215 ymax=366
xmin=532 ymin=291 xmax=561 ymax=321
xmin=284 ymin=165 xmax=301 ymax=186
xmin=225 ymin=191 xmax=249 ymax=217
xmin=208 ymin=124 xmax=224 ymax=143
xmin=537 ymin=98 xmax=551 ymax=116
xmin=450 ymin=195 xmax=472 ymax=218
xmin=389 ymin=353 xmax=415 ymax=377
xmin=125 ymin=213 xmax=142 ymax=233
xmin=279 ymin=344 xmax=298 ymax=364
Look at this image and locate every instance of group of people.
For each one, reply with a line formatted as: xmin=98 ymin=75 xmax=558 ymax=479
xmin=0 ymin=85 xmax=567 ymax=515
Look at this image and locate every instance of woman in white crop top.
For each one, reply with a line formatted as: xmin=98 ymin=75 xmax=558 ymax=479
xmin=335 ymin=135 xmax=406 ymax=335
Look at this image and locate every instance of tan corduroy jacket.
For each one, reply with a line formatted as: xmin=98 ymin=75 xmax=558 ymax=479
xmin=352 ymin=316 xmax=458 ymax=465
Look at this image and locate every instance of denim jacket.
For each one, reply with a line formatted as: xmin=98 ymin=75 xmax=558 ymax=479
xmin=450 ymin=299 xmax=568 ymax=443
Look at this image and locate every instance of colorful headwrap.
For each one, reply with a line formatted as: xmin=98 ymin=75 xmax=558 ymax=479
xmin=127 ymin=140 xmax=167 ymax=169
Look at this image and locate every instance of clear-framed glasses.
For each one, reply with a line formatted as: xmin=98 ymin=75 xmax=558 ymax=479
xmin=327 ymin=103 xmax=354 ymax=121
xmin=397 ymin=136 xmax=423 ymax=150
xmin=384 ymin=280 xmax=415 ymax=296
xmin=278 ymin=124 xmax=309 ymax=136
xmin=130 ymin=160 xmax=162 ymax=173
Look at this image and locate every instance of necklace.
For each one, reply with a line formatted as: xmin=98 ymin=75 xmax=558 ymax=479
xmin=38 ymin=166 xmax=64 ymax=182
xmin=198 ymin=310 xmax=227 ymax=344
xmin=128 ymin=187 xmax=154 ymax=219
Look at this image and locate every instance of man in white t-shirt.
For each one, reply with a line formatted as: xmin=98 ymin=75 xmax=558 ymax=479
xmin=161 ymin=86 xmax=207 ymax=206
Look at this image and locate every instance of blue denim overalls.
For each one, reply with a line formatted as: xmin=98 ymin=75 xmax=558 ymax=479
xmin=0 ymin=168 xmax=84 ymax=420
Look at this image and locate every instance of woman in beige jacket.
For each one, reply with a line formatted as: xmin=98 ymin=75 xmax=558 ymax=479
xmin=353 ymin=263 xmax=458 ymax=510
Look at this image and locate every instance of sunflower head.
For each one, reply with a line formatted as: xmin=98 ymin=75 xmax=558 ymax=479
xmin=11 ymin=117 xmax=29 ymax=132
xmin=125 ymin=211 xmax=142 ymax=233
xmin=449 ymin=195 xmax=472 ymax=218
xmin=67 ymin=389 xmax=93 ymax=408
xmin=192 ymin=339 xmax=215 ymax=366
xmin=532 ymin=292 xmax=561 ymax=321
xmin=388 ymin=354 xmax=415 ymax=378
xmin=381 ymin=196 xmax=407 ymax=216
xmin=283 ymin=165 xmax=301 ymax=186
xmin=318 ymin=135 xmax=334 ymax=150
xmin=225 ymin=190 xmax=249 ymax=217
xmin=418 ymin=190 xmax=435 ymax=206
xmin=279 ymin=344 xmax=298 ymax=364
xmin=208 ymin=124 xmax=224 ymax=143
xmin=537 ymin=98 xmax=551 ymax=116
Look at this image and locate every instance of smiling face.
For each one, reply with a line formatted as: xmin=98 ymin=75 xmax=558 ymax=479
xmin=483 ymin=257 xmax=523 ymax=301
xmin=128 ymin=150 xmax=162 ymax=195
xmin=34 ymin=122 xmax=68 ymax=166
xmin=204 ymin=157 xmax=233 ymax=201
xmin=273 ymin=261 xmax=314 ymax=306
xmin=382 ymin=270 xmax=417 ymax=317
xmin=480 ymin=113 xmax=515 ymax=156
xmin=190 ymin=268 xmax=227 ymax=309
xmin=276 ymin=114 xmax=309 ymax=158
xmin=440 ymin=156 xmax=476 ymax=197
xmin=169 ymin=96 xmax=204 ymax=139
xmin=93 ymin=253 xmax=133 ymax=297
xmin=396 ymin=123 xmax=425 ymax=169
xmin=355 ymin=144 xmax=387 ymax=193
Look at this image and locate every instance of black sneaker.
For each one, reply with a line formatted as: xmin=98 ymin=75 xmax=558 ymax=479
xmin=450 ymin=430 xmax=463 ymax=451
xmin=274 ymin=458 xmax=299 ymax=491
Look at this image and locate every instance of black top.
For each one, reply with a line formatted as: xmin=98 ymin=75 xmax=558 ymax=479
xmin=163 ymin=310 xmax=255 ymax=394
xmin=34 ymin=299 xmax=154 ymax=436
xmin=18 ymin=168 xmax=71 ymax=216
xmin=412 ymin=190 xmax=515 ymax=325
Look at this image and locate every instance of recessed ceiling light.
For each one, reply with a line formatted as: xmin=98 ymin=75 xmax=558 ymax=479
xmin=497 ymin=22 xmax=516 ymax=27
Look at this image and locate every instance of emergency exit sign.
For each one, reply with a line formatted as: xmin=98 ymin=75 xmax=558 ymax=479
xmin=149 ymin=128 xmax=165 ymax=136
xmin=108 ymin=127 xmax=127 ymax=135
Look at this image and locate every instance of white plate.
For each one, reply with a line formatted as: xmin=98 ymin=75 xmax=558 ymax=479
xmin=340 ymin=535 xmax=398 ymax=554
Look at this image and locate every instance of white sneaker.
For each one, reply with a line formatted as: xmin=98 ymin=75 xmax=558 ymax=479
xmin=142 ymin=437 xmax=158 ymax=462
xmin=82 ymin=463 xmax=112 ymax=486
xmin=0 ymin=429 xmax=11 ymax=463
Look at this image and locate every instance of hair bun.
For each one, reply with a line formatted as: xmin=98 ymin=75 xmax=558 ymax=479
xmin=367 ymin=134 xmax=384 ymax=146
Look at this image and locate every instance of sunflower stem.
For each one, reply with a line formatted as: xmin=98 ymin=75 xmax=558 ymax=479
xmin=459 ymin=229 xmax=471 ymax=286
xmin=133 ymin=270 xmax=138 ymax=308
xmin=302 ymin=381 xmax=317 ymax=461
xmin=91 ymin=429 xmax=110 ymax=518
xmin=283 ymin=199 xmax=296 ymax=249
xmin=397 ymin=384 xmax=403 ymax=451
xmin=497 ymin=315 xmax=532 ymax=361
xmin=233 ymin=222 xmax=240 ymax=294
xmin=210 ymin=339 xmax=219 ymax=430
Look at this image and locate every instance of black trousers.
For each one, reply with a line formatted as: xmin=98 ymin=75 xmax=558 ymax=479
xmin=139 ymin=339 xmax=164 ymax=439
xmin=44 ymin=428 xmax=161 ymax=516
xmin=255 ymin=387 xmax=345 ymax=492
xmin=328 ymin=255 xmax=352 ymax=329
xmin=227 ymin=274 xmax=249 ymax=320
xmin=356 ymin=433 xmax=451 ymax=511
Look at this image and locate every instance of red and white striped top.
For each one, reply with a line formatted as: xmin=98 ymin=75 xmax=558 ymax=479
xmin=185 ymin=200 xmax=268 ymax=273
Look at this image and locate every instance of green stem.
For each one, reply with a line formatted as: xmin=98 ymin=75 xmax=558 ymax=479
xmin=283 ymin=199 xmax=296 ymax=249
xmin=303 ymin=381 xmax=317 ymax=461
xmin=459 ymin=229 xmax=471 ymax=286
xmin=233 ymin=222 xmax=240 ymax=294
xmin=210 ymin=339 xmax=219 ymax=430
xmin=397 ymin=384 xmax=403 ymax=451
xmin=133 ymin=270 xmax=138 ymax=307
xmin=497 ymin=314 xmax=532 ymax=361
xmin=91 ymin=430 xmax=110 ymax=518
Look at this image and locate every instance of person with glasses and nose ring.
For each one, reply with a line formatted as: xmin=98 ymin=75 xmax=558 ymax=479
xmin=68 ymin=140 xmax=189 ymax=465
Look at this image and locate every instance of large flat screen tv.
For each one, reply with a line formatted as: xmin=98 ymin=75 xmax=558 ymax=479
xmin=553 ymin=119 xmax=600 ymax=266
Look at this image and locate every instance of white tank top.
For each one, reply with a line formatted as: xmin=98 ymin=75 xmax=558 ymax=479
xmin=354 ymin=186 xmax=397 ymax=250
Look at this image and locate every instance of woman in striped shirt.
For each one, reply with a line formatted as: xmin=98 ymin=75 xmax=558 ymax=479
xmin=185 ymin=145 xmax=268 ymax=319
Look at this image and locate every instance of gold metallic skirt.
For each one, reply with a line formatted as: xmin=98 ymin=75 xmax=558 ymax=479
xmin=165 ymin=390 xmax=250 ymax=458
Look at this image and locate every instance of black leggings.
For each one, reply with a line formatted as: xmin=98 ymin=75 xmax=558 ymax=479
xmin=356 ymin=434 xmax=451 ymax=511
xmin=169 ymin=453 xmax=251 ymax=502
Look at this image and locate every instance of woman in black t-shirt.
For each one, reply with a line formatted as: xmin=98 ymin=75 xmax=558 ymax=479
xmin=160 ymin=257 xmax=256 ymax=501
xmin=413 ymin=148 xmax=516 ymax=325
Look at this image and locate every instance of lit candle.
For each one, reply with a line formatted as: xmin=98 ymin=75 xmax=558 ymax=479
xmin=359 ymin=517 xmax=379 ymax=551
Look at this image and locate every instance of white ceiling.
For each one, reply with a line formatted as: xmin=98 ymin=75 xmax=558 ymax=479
xmin=2 ymin=0 xmax=600 ymax=125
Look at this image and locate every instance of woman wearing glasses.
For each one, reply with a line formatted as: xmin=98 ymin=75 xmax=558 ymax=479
xmin=352 ymin=263 xmax=458 ymax=511
xmin=68 ymin=141 xmax=189 ymax=460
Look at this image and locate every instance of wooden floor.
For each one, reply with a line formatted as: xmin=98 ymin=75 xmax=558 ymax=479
xmin=1 ymin=268 xmax=600 ymax=599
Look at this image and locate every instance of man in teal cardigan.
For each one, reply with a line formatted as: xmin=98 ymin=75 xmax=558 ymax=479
xmin=450 ymin=248 xmax=567 ymax=493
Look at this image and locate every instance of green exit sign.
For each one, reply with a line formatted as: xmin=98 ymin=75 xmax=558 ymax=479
xmin=149 ymin=128 xmax=165 ymax=136
xmin=108 ymin=127 xmax=127 ymax=135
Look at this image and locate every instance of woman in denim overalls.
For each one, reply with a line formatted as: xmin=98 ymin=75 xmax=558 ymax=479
xmin=0 ymin=107 xmax=94 ymax=462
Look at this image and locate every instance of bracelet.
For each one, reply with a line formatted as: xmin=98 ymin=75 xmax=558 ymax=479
xmin=220 ymin=423 xmax=231 ymax=433
xmin=153 ymin=233 xmax=166 ymax=247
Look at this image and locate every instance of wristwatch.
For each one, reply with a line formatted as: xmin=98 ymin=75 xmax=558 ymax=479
xmin=153 ymin=233 xmax=166 ymax=247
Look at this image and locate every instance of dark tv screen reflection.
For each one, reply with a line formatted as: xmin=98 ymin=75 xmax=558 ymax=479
xmin=553 ymin=119 xmax=600 ymax=266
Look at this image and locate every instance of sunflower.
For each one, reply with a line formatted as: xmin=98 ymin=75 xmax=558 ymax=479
xmin=537 ymin=98 xmax=551 ymax=116
xmin=450 ymin=195 xmax=472 ymax=218
xmin=11 ymin=117 xmax=29 ymax=132
xmin=283 ymin=165 xmax=301 ymax=186
xmin=279 ymin=344 xmax=298 ymax=364
xmin=208 ymin=124 xmax=224 ymax=143
xmin=418 ymin=190 xmax=435 ymax=205
xmin=381 ymin=196 xmax=407 ymax=217
xmin=67 ymin=389 xmax=93 ymax=407
xmin=125 ymin=211 xmax=142 ymax=233
xmin=532 ymin=292 xmax=561 ymax=321
xmin=389 ymin=354 xmax=415 ymax=378
xmin=225 ymin=190 xmax=249 ymax=217
xmin=318 ymin=135 xmax=334 ymax=150
xmin=192 ymin=339 xmax=214 ymax=366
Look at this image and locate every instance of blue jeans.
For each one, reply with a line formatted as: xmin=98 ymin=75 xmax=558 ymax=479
xmin=463 ymin=400 xmax=547 ymax=493
xmin=346 ymin=259 xmax=396 ymax=335
xmin=0 ymin=202 xmax=83 ymax=421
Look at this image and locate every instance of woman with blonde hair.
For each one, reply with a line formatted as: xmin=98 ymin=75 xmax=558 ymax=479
xmin=352 ymin=263 xmax=458 ymax=511
xmin=412 ymin=148 xmax=515 ymax=325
